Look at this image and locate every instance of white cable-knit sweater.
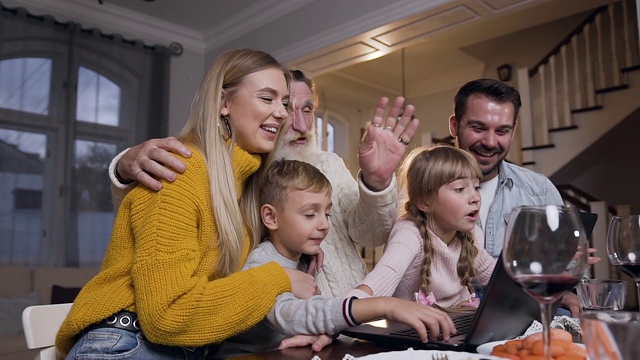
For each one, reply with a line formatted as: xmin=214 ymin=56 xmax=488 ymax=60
xmin=109 ymin=149 xmax=398 ymax=297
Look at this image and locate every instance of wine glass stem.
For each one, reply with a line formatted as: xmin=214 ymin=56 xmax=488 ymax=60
xmin=635 ymin=280 xmax=640 ymax=312
xmin=539 ymin=301 xmax=554 ymax=360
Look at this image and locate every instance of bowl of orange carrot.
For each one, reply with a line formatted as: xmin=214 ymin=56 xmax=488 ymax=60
xmin=480 ymin=328 xmax=587 ymax=360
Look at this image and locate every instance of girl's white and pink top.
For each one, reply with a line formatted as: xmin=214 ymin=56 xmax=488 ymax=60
xmin=346 ymin=220 xmax=496 ymax=308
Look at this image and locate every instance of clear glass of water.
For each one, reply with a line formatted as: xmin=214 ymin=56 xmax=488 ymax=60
xmin=582 ymin=311 xmax=640 ymax=360
xmin=577 ymin=279 xmax=627 ymax=310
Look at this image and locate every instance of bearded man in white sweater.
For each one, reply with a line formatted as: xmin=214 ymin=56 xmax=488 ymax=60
xmin=108 ymin=70 xmax=419 ymax=297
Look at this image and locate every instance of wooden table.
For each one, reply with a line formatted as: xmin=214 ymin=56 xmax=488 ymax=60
xmin=230 ymin=335 xmax=406 ymax=359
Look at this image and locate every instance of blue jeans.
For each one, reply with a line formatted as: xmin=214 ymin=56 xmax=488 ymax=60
xmin=65 ymin=328 xmax=212 ymax=360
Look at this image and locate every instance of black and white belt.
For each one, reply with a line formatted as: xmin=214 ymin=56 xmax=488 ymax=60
xmin=87 ymin=310 xmax=141 ymax=333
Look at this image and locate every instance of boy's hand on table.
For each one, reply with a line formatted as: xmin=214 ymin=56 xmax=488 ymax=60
xmin=278 ymin=334 xmax=333 ymax=352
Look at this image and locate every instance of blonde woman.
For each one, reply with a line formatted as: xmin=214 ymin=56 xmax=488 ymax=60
xmin=56 ymin=49 xmax=316 ymax=359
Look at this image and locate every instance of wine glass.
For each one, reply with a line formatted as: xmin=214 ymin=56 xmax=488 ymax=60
xmin=502 ymin=205 xmax=589 ymax=360
xmin=607 ymin=214 xmax=640 ymax=311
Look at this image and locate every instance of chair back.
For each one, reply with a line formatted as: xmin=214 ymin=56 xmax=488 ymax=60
xmin=22 ymin=303 xmax=72 ymax=360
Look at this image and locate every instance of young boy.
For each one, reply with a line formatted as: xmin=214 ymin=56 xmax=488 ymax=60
xmin=212 ymin=159 xmax=455 ymax=357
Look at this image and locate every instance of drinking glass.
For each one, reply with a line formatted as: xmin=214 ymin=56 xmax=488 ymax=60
xmin=502 ymin=205 xmax=589 ymax=359
xmin=581 ymin=311 xmax=640 ymax=360
xmin=607 ymin=214 xmax=640 ymax=311
xmin=577 ymin=279 xmax=627 ymax=311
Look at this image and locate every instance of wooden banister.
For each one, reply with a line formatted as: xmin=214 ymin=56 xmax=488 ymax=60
xmin=529 ymin=5 xmax=609 ymax=78
xmin=557 ymin=184 xmax=618 ymax=215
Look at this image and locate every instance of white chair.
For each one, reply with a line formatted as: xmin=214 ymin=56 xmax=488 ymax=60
xmin=22 ymin=303 xmax=72 ymax=360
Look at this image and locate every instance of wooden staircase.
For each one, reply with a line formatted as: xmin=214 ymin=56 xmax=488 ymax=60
xmin=516 ymin=0 xmax=640 ymax=175
xmin=515 ymin=0 xmax=640 ymax=308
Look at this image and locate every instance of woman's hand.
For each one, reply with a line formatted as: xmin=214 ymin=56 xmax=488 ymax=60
xmin=283 ymin=268 xmax=319 ymax=299
xmin=116 ymin=137 xmax=192 ymax=190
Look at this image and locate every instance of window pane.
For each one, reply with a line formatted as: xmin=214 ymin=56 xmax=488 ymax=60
xmin=73 ymin=140 xmax=116 ymax=266
xmin=0 ymin=129 xmax=46 ymax=265
xmin=327 ymin=123 xmax=335 ymax=153
xmin=0 ymin=58 xmax=51 ymax=115
xmin=316 ymin=117 xmax=323 ymax=150
xmin=76 ymin=67 xmax=120 ymax=126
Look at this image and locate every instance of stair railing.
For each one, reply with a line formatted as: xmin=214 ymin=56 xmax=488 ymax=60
xmin=557 ymin=184 xmax=618 ymax=215
xmin=517 ymin=0 xmax=639 ymax=166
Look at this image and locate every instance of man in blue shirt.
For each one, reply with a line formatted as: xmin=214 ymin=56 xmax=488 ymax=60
xmin=448 ymin=79 xmax=564 ymax=258
xmin=448 ymin=78 xmax=584 ymax=316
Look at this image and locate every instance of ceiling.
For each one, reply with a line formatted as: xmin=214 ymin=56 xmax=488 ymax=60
xmin=99 ymin=0 xmax=614 ymax=98
xmin=8 ymin=0 xmax=615 ymax=99
xmin=301 ymin=0 xmax=614 ymax=97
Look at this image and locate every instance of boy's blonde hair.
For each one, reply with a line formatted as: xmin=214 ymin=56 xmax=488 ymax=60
xmin=398 ymin=144 xmax=483 ymax=296
xmin=177 ymin=48 xmax=290 ymax=277
xmin=260 ymin=159 xmax=332 ymax=211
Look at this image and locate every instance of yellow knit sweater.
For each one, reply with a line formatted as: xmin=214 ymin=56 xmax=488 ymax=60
xmin=56 ymin=145 xmax=291 ymax=355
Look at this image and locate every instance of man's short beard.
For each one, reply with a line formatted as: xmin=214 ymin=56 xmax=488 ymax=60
xmin=273 ymin=131 xmax=322 ymax=166
xmin=482 ymin=162 xmax=501 ymax=178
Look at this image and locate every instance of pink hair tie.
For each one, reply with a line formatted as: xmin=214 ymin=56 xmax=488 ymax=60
xmin=415 ymin=289 xmax=437 ymax=306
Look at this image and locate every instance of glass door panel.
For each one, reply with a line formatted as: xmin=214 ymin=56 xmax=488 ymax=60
xmin=72 ymin=139 xmax=117 ymax=266
xmin=0 ymin=128 xmax=46 ymax=265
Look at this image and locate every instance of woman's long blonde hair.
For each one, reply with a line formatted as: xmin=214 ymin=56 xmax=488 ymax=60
xmin=398 ymin=144 xmax=482 ymax=295
xmin=178 ymin=48 xmax=289 ymax=277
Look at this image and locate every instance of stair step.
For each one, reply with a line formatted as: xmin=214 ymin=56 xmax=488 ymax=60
xmin=549 ymin=125 xmax=578 ymax=133
xmin=522 ymin=143 xmax=555 ymax=151
xmin=571 ymin=105 xmax=603 ymax=114
xmin=621 ymin=64 xmax=640 ymax=73
xmin=595 ymin=84 xmax=629 ymax=94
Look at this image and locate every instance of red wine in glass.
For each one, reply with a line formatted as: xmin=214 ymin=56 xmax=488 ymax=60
xmin=502 ymin=205 xmax=588 ymax=360
xmin=615 ymin=263 xmax=640 ymax=279
xmin=514 ymin=274 xmax=580 ymax=302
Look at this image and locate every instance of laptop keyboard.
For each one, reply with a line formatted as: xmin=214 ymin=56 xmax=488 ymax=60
xmin=389 ymin=314 xmax=475 ymax=341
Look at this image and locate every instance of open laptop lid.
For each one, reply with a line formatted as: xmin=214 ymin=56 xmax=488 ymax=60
xmin=578 ymin=211 xmax=597 ymax=239
xmin=341 ymin=251 xmax=543 ymax=352
xmin=462 ymin=251 xmax=541 ymax=349
xmin=466 ymin=210 xmax=597 ymax=347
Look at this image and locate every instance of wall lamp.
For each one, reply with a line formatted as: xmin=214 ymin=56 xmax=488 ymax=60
xmin=497 ymin=63 xmax=513 ymax=82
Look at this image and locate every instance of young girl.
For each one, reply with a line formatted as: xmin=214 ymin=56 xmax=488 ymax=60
xmin=348 ymin=144 xmax=496 ymax=309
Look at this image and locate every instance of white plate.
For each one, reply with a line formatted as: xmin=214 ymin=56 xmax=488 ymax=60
xmin=346 ymin=349 xmax=504 ymax=360
xmin=475 ymin=340 xmax=508 ymax=355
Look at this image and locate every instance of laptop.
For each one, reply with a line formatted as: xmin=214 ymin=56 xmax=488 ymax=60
xmin=340 ymin=211 xmax=598 ymax=352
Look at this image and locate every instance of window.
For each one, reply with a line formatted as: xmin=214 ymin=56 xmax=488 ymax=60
xmin=0 ymin=57 xmax=51 ymax=115
xmin=0 ymin=129 xmax=46 ymax=265
xmin=76 ymin=67 xmax=121 ymax=126
xmin=0 ymin=8 xmax=170 ymax=267
xmin=13 ymin=189 xmax=42 ymax=209
xmin=316 ymin=111 xmax=347 ymax=159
